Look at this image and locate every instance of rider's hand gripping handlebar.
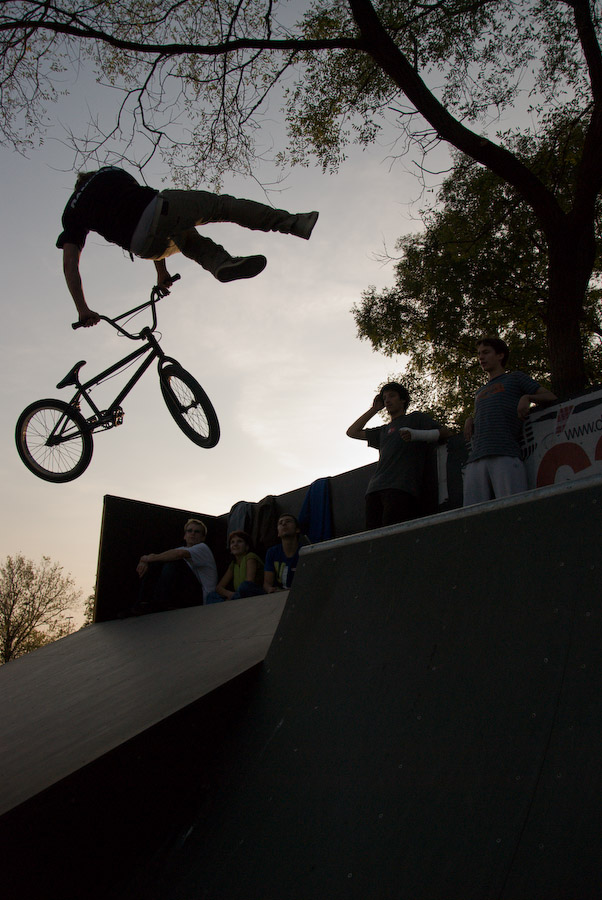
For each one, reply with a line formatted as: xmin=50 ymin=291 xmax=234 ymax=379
xmin=71 ymin=274 xmax=181 ymax=331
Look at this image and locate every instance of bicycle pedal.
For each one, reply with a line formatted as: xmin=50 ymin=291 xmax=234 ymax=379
xmin=96 ymin=410 xmax=116 ymax=429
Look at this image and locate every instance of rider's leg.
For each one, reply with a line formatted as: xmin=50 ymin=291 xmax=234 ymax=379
xmin=171 ymin=229 xmax=267 ymax=282
xmin=158 ymin=189 xmax=319 ymax=240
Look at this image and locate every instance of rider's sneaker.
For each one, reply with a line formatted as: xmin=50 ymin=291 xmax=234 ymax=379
xmin=278 ymin=211 xmax=319 ymax=240
xmin=216 ymin=255 xmax=267 ymax=282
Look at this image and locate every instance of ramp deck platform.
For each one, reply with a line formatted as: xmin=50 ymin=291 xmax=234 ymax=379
xmin=0 ymin=592 xmax=287 ymax=816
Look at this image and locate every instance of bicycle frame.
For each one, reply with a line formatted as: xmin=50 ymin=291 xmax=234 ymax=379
xmin=67 ymin=335 xmax=168 ymax=432
xmin=65 ymin=281 xmax=179 ymax=433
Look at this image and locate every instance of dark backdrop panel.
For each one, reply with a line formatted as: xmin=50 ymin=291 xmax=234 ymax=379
xmin=95 ymin=449 xmax=465 ymax=621
xmin=95 ymin=495 xmax=228 ymax=621
xmin=329 ymin=462 xmax=375 ymax=536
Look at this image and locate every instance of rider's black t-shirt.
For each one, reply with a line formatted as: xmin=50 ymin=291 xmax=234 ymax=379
xmin=56 ymin=167 xmax=158 ymax=252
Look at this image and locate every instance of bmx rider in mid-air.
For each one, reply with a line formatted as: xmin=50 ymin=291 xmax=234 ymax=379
xmin=57 ymin=165 xmax=319 ymax=327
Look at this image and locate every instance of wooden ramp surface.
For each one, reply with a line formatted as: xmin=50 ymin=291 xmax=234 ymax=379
xmin=154 ymin=478 xmax=602 ymax=900
xmin=0 ymin=592 xmax=287 ymax=816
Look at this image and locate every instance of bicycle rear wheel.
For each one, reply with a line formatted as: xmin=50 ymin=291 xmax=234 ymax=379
xmin=16 ymin=399 xmax=93 ymax=482
xmin=159 ymin=363 xmax=220 ymax=448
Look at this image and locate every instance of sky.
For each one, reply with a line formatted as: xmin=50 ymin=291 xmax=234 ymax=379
xmin=0 ymin=96 xmax=446 ymax=625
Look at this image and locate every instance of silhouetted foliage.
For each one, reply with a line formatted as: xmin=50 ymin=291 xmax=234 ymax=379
xmin=0 ymin=553 xmax=81 ymax=664
xmin=354 ymin=117 xmax=602 ymax=424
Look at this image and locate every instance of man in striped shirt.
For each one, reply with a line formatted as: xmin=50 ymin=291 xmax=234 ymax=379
xmin=463 ymin=337 xmax=556 ymax=506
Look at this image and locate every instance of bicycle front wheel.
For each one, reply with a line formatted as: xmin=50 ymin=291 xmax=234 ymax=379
xmin=15 ymin=399 xmax=93 ymax=482
xmin=159 ymin=363 xmax=220 ymax=448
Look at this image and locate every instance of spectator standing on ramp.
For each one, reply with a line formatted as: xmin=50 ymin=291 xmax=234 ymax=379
xmin=57 ymin=166 xmax=319 ymax=326
xmin=463 ymin=337 xmax=556 ymax=506
xmin=135 ymin=518 xmax=217 ymax=613
xmin=347 ymin=382 xmax=450 ymax=530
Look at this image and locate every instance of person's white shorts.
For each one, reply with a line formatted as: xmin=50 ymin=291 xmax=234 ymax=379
xmin=130 ymin=195 xmax=176 ymax=258
xmin=463 ymin=456 xmax=528 ymax=506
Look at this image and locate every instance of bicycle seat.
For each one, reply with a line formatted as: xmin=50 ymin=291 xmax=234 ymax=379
xmin=56 ymin=360 xmax=87 ymax=389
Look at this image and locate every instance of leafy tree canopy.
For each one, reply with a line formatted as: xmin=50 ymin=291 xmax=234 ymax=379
xmin=354 ymin=114 xmax=602 ymax=426
xmin=0 ymin=1 xmax=595 ymax=183
xmin=0 ymin=553 xmax=81 ymax=664
xmin=2 ymin=0 xmax=602 ymax=393
xmin=283 ymin=0 xmax=593 ymax=172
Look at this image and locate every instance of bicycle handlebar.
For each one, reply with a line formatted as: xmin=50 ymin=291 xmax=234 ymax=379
xmin=72 ymin=273 xmax=181 ymax=333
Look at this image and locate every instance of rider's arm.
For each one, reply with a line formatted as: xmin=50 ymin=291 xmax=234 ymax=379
xmin=214 ymin=566 xmax=235 ymax=600
xmin=399 ymin=424 xmax=452 ymax=443
xmin=464 ymin=415 xmax=475 ymax=443
xmin=346 ymin=395 xmax=384 ymax=440
xmin=263 ymin=570 xmax=279 ymax=593
xmin=263 ymin=549 xmax=279 ymax=593
xmin=142 ymin=547 xmax=191 ymax=563
xmin=154 ymin=259 xmax=174 ymax=295
xmin=136 ymin=546 xmax=190 ymax=579
xmin=137 ymin=546 xmax=191 ymax=575
xmin=517 ymin=387 xmax=557 ymax=420
xmin=62 ymin=243 xmax=100 ymax=327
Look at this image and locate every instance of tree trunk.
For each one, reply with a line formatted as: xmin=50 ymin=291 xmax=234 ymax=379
xmin=546 ymin=302 xmax=586 ymax=398
xmin=545 ymin=223 xmax=595 ymax=397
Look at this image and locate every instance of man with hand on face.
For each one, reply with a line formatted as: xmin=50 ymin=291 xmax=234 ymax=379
xmin=347 ymin=382 xmax=450 ymax=530
xmin=463 ymin=336 xmax=556 ymax=506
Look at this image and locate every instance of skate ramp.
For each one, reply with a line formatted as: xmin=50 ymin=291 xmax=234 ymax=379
xmin=155 ymin=476 xmax=602 ymax=900
xmin=0 ymin=592 xmax=286 ymax=817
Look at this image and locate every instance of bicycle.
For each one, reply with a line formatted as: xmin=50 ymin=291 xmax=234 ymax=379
xmin=15 ymin=275 xmax=220 ymax=483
